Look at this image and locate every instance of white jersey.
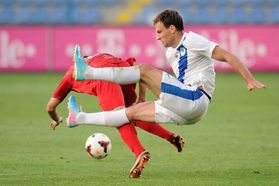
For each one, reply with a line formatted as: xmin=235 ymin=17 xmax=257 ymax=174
xmin=165 ymin=31 xmax=218 ymax=98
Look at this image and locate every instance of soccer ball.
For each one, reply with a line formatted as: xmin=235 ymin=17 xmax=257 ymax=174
xmin=85 ymin=133 xmax=112 ymax=159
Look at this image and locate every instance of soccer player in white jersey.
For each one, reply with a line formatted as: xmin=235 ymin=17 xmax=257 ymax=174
xmin=67 ymin=9 xmax=266 ymax=129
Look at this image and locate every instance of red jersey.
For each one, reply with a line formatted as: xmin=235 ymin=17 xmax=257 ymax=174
xmin=52 ymin=54 xmax=137 ymax=111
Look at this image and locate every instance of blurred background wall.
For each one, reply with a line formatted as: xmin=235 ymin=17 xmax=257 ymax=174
xmin=0 ymin=0 xmax=279 ymax=72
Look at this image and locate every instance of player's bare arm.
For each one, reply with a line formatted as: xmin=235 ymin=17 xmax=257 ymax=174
xmin=46 ymin=97 xmax=63 ymax=130
xmin=212 ymin=46 xmax=266 ymax=91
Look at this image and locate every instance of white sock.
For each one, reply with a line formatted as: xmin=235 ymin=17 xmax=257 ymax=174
xmin=75 ymin=109 xmax=130 ymax=127
xmin=84 ymin=66 xmax=140 ymax=85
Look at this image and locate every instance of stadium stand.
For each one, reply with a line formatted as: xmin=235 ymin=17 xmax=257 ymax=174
xmin=0 ymin=0 xmax=279 ymax=24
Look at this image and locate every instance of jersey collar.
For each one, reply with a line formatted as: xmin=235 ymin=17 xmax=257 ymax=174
xmin=175 ymin=32 xmax=187 ymax=50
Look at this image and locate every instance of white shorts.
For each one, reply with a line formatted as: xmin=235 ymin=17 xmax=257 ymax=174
xmin=155 ymin=72 xmax=210 ymax=125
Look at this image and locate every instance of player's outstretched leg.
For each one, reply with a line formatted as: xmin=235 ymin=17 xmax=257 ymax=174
xmin=170 ymin=134 xmax=185 ymax=152
xmin=67 ymin=95 xmax=80 ymax=128
xmin=73 ymin=44 xmax=140 ymax=84
xmin=73 ymin=44 xmax=88 ymax=81
xmin=129 ymin=150 xmax=150 ymax=178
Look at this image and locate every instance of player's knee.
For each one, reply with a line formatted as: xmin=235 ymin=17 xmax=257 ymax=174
xmin=125 ymin=111 xmax=133 ymax=121
xmin=138 ymin=64 xmax=152 ymax=78
xmin=125 ymin=107 xmax=136 ymax=121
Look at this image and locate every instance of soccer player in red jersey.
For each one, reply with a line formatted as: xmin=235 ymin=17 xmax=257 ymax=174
xmin=46 ymin=53 xmax=184 ymax=178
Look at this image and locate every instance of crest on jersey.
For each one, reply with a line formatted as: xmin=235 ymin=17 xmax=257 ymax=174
xmin=180 ymin=47 xmax=186 ymax=56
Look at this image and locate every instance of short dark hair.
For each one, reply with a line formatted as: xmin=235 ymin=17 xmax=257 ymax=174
xmin=153 ymin=9 xmax=184 ymax=32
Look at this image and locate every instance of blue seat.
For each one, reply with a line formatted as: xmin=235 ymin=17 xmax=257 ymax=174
xmin=0 ymin=5 xmax=12 ymax=24
xmin=11 ymin=0 xmax=67 ymax=6
xmin=72 ymin=6 xmax=102 ymax=24
xmin=12 ymin=6 xmax=32 ymax=24
xmin=73 ymin=0 xmax=119 ymax=6
xmin=250 ymin=8 xmax=265 ymax=23
xmin=0 ymin=0 xmax=12 ymax=6
xmin=178 ymin=0 xmax=216 ymax=6
xmin=179 ymin=8 xmax=192 ymax=24
xmin=265 ymin=6 xmax=279 ymax=23
xmin=152 ymin=0 xmax=174 ymax=7
xmin=41 ymin=6 xmax=69 ymax=24
xmin=73 ymin=0 xmax=98 ymax=6
xmin=133 ymin=6 xmax=159 ymax=24
xmin=210 ymin=8 xmax=230 ymax=24
xmin=2 ymin=0 xmax=279 ymax=25
xmin=230 ymin=6 xmax=268 ymax=24
xmin=228 ymin=7 xmax=247 ymax=24
xmin=180 ymin=6 xmax=212 ymax=24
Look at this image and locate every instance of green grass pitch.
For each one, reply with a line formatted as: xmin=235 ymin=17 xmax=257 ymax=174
xmin=0 ymin=73 xmax=278 ymax=186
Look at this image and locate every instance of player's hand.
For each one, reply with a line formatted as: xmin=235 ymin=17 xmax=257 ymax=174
xmin=50 ymin=117 xmax=63 ymax=130
xmin=247 ymin=79 xmax=266 ymax=91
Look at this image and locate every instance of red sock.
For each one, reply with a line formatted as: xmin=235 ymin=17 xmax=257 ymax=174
xmin=117 ymin=123 xmax=145 ymax=157
xmin=134 ymin=120 xmax=173 ymax=141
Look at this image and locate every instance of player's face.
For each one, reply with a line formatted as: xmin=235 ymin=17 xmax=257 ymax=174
xmin=154 ymin=22 xmax=175 ymax=48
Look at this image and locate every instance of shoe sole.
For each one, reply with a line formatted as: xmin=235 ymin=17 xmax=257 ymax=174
xmin=67 ymin=96 xmax=79 ymax=128
xmin=73 ymin=45 xmax=86 ymax=81
xmin=73 ymin=45 xmax=80 ymax=80
xmin=67 ymin=111 xmax=78 ymax=128
xmin=176 ymin=137 xmax=185 ymax=152
xmin=129 ymin=152 xmax=150 ymax=178
xmin=171 ymin=135 xmax=185 ymax=152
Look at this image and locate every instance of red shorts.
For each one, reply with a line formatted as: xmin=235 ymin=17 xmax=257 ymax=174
xmin=87 ymin=55 xmax=137 ymax=111
xmin=52 ymin=54 xmax=137 ymax=111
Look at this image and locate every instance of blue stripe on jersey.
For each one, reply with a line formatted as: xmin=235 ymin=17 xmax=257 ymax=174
xmin=161 ymin=82 xmax=203 ymax=101
xmin=177 ymin=45 xmax=188 ymax=84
